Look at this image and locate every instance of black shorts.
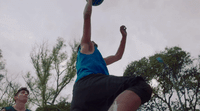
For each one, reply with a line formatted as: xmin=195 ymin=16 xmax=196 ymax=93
xmin=70 ymin=74 xmax=152 ymax=111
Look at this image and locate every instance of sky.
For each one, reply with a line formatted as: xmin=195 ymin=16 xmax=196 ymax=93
xmin=1 ymin=0 xmax=200 ymax=110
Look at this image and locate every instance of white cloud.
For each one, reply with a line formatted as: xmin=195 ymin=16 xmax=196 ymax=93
xmin=132 ymin=36 xmax=154 ymax=57
xmin=0 ymin=15 xmax=35 ymax=43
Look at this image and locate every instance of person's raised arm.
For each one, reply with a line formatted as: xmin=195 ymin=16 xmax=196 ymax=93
xmin=81 ymin=0 xmax=94 ymax=54
xmin=104 ymin=25 xmax=127 ymax=65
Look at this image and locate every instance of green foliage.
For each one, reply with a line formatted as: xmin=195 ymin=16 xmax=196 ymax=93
xmin=0 ymin=74 xmax=3 ymax=83
xmin=24 ymin=37 xmax=79 ymax=109
xmin=124 ymin=46 xmax=200 ymax=111
xmin=0 ymin=49 xmax=5 ymax=69
xmin=123 ymin=57 xmax=153 ymax=82
xmin=0 ymin=49 xmax=5 ymax=81
xmin=0 ymin=50 xmax=33 ymax=109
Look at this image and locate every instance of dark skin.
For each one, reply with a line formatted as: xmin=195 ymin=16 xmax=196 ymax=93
xmin=78 ymin=1 xmax=142 ymax=111
xmin=81 ymin=0 xmax=127 ymax=65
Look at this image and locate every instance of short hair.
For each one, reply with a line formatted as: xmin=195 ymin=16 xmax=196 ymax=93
xmin=15 ymin=87 xmax=29 ymax=96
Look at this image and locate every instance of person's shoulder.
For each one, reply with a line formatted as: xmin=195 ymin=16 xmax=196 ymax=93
xmin=26 ymin=109 xmax=31 ymax=111
xmin=1 ymin=106 xmax=16 ymax=111
xmin=1 ymin=109 xmax=6 ymax=111
xmin=1 ymin=108 xmax=6 ymax=111
xmin=1 ymin=106 xmax=13 ymax=111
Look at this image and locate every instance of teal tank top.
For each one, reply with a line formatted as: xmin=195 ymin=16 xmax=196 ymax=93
xmin=3 ymin=106 xmax=31 ymax=111
xmin=75 ymin=46 xmax=109 ymax=82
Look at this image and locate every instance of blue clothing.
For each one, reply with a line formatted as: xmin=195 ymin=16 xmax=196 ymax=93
xmin=75 ymin=46 xmax=109 ymax=82
xmin=3 ymin=106 xmax=31 ymax=111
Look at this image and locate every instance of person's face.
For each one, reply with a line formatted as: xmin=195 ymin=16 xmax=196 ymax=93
xmin=15 ymin=90 xmax=29 ymax=103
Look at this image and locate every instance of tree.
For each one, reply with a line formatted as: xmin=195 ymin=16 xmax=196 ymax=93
xmin=124 ymin=46 xmax=200 ymax=111
xmin=0 ymin=76 xmax=21 ymax=108
xmin=24 ymin=38 xmax=79 ymax=110
xmin=0 ymin=49 xmax=16 ymax=108
xmin=0 ymin=49 xmax=5 ymax=82
xmin=0 ymin=50 xmax=31 ymax=110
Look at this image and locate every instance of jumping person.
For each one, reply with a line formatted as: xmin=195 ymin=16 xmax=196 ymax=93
xmin=70 ymin=0 xmax=152 ymax=111
xmin=1 ymin=87 xmax=31 ymax=111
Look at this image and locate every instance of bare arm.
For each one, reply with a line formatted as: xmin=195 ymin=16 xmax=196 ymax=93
xmin=81 ymin=0 xmax=94 ymax=54
xmin=104 ymin=25 xmax=127 ymax=65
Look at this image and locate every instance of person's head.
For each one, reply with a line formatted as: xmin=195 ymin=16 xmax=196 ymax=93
xmin=14 ymin=87 xmax=29 ymax=103
xmin=77 ymin=41 xmax=98 ymax=53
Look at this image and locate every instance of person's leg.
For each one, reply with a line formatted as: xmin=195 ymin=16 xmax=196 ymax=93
xmin=108 ymin=90 xmax=141 ymax=111
xmin=107 ymin=76 xmax=152 ymax=111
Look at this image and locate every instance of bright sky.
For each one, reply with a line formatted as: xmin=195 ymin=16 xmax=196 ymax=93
xmin=1 ymin=0 xmax=200 ymax=110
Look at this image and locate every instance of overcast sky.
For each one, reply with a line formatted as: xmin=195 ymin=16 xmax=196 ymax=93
xmin=1 ymin=0 xmax=200 ymax=110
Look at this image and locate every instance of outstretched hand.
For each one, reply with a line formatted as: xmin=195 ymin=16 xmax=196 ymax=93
xmin=120 ymin=25 xmax=127 ymax=37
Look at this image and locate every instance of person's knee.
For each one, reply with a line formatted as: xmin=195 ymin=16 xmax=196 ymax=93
xmin=109 ymin=90 xmax=141 ymax=111
xmin=116 ymin=90 xmax=141 ymax=104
